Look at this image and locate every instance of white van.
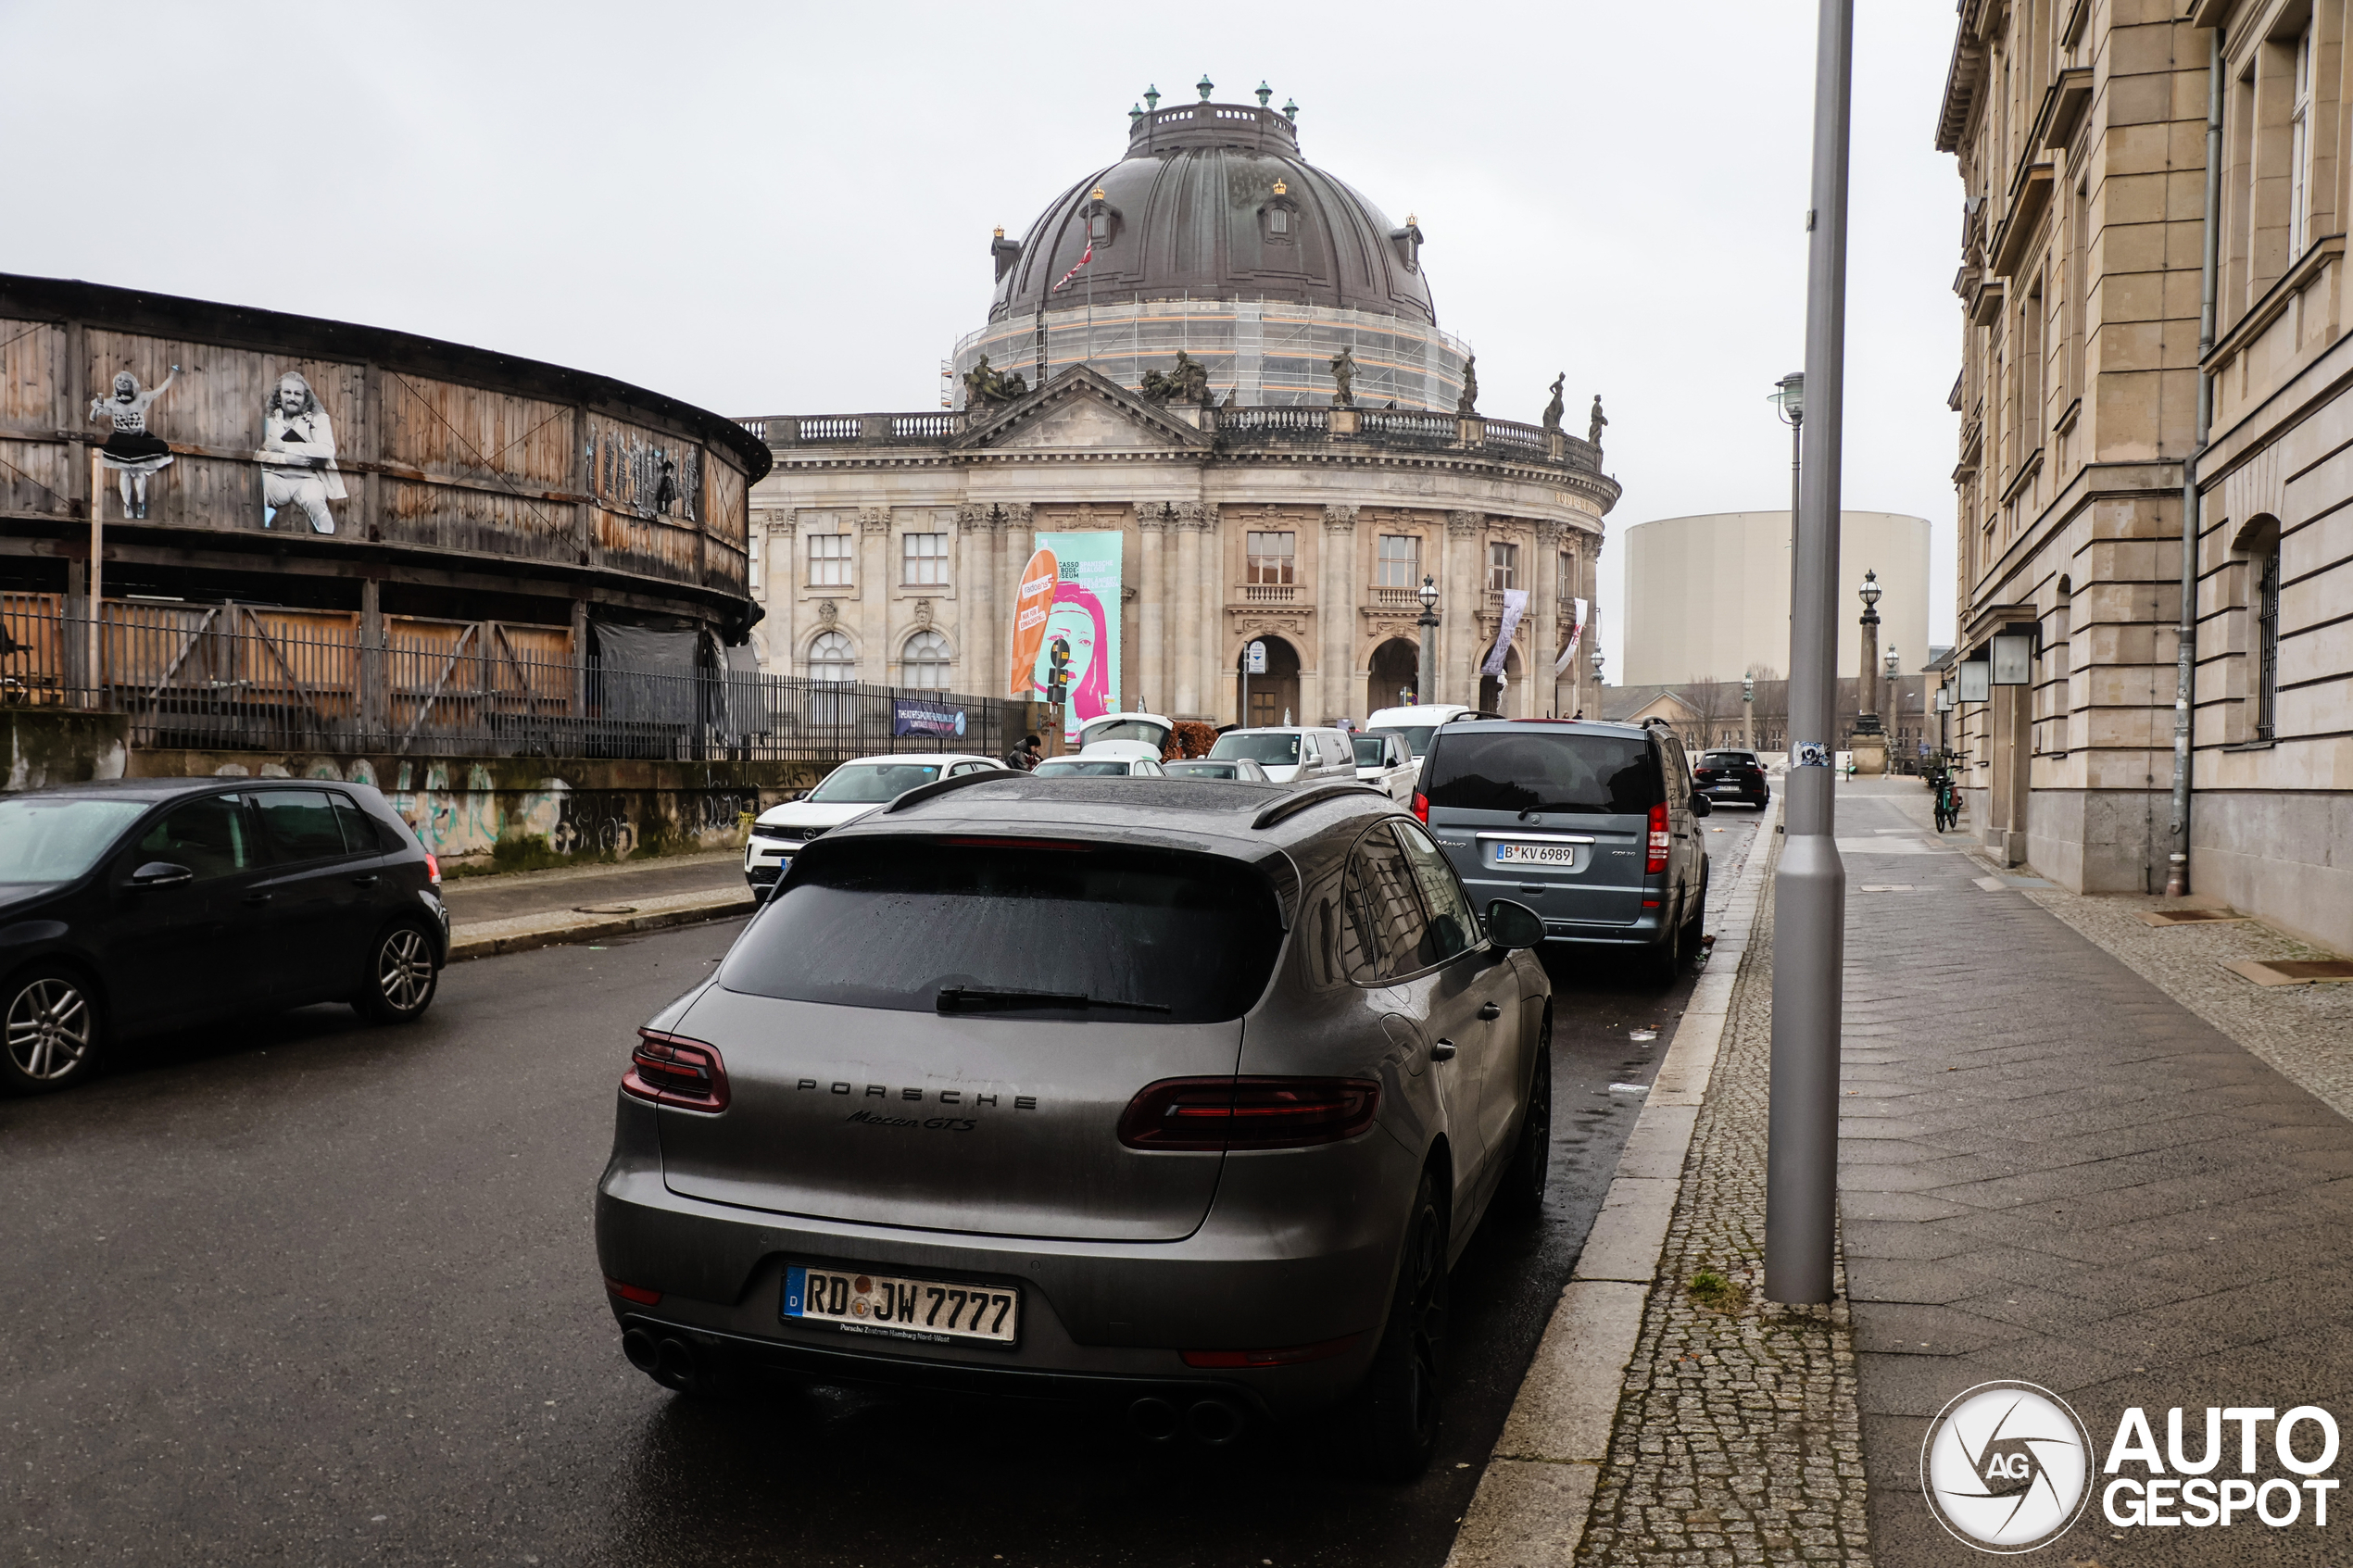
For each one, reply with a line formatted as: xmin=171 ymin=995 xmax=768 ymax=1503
xmin=1206 ymin=725 xmax=1357 ymax=784
xmin=1363 ymin=704 xmax=1490 ymax=760
xmin=1074 ymin=712 xmax=1175 ymax=762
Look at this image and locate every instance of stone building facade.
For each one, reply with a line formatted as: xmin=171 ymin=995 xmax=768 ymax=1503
xmin=740 ymin=370 xmax=1616 ymax=727
xmin=738 ymin=93 xmax=1620 ymax=728
xmin=1938 ymin=0 xmax=2353 ymax=951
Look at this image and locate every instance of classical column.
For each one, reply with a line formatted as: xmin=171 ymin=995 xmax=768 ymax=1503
xmin=1199 ymin=504 xmax=1226 ymax=722
xmin=1445 ymin=510 xmax=1481 ymax=706
xmin=1173 ymin=501 xmax=1206 ymax=719
xmin=1136 ymin=502 xmax=1171 ymax=714
xmin=856 ymin=508 xmax=891 ymax=683
xmin=1322 ymin=506 xmax=1358 ymax=723
xmin=956 ymin=503 xmax=993 ymax=695
xmin=1532 ymin=520 xmax=1563 ymax=718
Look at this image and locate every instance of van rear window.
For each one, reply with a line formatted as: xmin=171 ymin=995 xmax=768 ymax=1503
xmin=1421 ymin=732 xmax=1661 ymax=815
xmin=719 ymin=839 xmax=1283 ymax=1023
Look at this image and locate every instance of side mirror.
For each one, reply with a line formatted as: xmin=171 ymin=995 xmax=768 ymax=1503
xmin=1691 ymin=794 xmax=1713 ymax=817
xmin=130 ymin=861 xmax=193 ymax=887
xmin=1484 ymin=898 xmax=1545 ymax=952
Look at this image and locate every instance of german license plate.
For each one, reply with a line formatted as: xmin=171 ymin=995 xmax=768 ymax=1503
xmin=785 ymin=1264 xmax=1019 ymax=1347
xmin=1495 ymin=842 xmax=1579 ymax=867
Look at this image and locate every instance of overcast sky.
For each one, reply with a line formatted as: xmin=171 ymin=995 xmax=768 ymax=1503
xmin=3 ymin=1 xmax=1961 ymax=671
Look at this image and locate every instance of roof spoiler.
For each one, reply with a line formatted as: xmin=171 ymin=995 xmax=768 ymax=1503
xmin=1250 ymin=781 xmax=1390 ymax=830
xmin=883 ymin=769 xmax=1013 ymax=814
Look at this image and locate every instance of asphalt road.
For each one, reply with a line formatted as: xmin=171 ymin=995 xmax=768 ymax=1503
xmin=2 ymin=813 xmax=1759 ymax=1567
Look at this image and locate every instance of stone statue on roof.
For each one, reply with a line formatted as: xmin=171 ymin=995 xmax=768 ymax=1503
xmin=1541 ymin=373 xmax=1565 ymax=433
xmin=1589 ymin=394 xmax=1608 ymax=446
xmin=963 ymin=355 xmax=1030 ymax=408
xmin=1329 ymin=346 xmax=1356 ymax=409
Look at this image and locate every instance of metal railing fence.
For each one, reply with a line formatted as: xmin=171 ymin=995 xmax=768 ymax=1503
xmin=0 ymin=602 xmax=1013 ymax=764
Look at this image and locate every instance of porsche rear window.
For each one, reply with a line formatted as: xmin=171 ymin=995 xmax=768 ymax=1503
xmin=720 ymin=840 xmax=1284 ymax=1022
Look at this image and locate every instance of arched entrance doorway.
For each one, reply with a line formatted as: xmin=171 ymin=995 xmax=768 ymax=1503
xmin=1236 ymin=635 xmax=1301 ymax=728
xmin=1478 ymin=646 xmax=1526 ymax=716
xmin=1368 ymin=636 xmax=1419 ymax=715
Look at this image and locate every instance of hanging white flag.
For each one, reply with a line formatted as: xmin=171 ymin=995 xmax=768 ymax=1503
xmin=1554 ymin=596 xmax=1589 ymax=675
xmin=1481 ymin=589 xmax=1529 ymax=678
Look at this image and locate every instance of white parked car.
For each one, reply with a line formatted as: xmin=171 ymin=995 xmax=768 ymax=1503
xmin=1074 ymin=712 xmax=1175 ymax=762
xmin=745 ymin=754 xmax=1005 ymax=895
xmin=1031 ymin=755 xmax=1166 ymax=778
xmin=1207 ymin=725 xmax=1357 ymax=784
xmin=1162 ymin=758 xmax=1273 ymax=783
xmin=1353 ymin=730 xmax=1418 ymax=801
xmin=1363 ymin=703 xmax=1493 ymax=760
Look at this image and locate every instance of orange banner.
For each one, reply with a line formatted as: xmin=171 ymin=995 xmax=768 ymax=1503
xmin=1007 ymin=546 xmax=1058 ymax=697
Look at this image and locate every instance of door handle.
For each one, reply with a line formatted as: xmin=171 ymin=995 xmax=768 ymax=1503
xmin=1430 ymin=1039 xmax=1457 ymax=1061
xmin=349 ymin=874 xmax=380 ymax=887
xmin=1478 ymin=1002 xmax=1503 ymax=1021
xmin=243 ymin=891 xmax=274 ymax=905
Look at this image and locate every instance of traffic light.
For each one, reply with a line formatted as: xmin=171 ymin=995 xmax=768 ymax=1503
xmin=1047 ymin=636 xmax=1072 ymax=708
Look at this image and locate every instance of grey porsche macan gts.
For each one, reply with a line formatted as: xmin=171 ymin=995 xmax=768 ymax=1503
xmin=595 ymin=773 xmax=1554 ymax=1478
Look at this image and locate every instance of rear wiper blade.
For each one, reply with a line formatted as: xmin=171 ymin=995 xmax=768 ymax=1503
xmin=934 ymin=986 xmax=1172 ymax=1015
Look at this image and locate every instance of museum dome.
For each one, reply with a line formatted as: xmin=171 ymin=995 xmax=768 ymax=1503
xmin=986 ymin=88 xmax=1438 ymax=327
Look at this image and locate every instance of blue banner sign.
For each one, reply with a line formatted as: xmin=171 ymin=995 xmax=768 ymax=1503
xmin=893 ymin=698 xmax=969 ymax=739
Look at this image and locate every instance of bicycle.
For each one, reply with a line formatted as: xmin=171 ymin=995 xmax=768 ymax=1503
xmin=1932 ymin=771 xmax=1960 ymax=833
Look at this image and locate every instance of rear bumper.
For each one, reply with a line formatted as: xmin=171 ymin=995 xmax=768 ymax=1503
xmin=593 ymin=1097 xmax=1408 ymax=1418
xmin=1540 ymin=909 xmax=1669 ymax=948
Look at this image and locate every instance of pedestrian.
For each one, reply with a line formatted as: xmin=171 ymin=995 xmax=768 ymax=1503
xmin=1006 ymin=733 xmax=1041 ymax=771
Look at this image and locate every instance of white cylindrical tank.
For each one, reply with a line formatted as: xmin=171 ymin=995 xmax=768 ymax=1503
xmin=1620 ymin=510 xmax=1931 ymax=685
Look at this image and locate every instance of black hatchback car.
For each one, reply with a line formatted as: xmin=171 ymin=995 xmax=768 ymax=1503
xmin=1692 ymin=748 xmax=1771 ymax=809
xmin=0 ymin=777 xmax=449 ymax=1095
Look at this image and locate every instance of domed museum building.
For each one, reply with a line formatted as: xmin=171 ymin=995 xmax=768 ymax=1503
xmin=739 ymin=82 xmax=1620 ymax=729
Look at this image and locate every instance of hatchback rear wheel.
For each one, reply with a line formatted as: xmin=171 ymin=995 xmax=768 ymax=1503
xmin=1354 ymin=1170 xmax=1449 ymax=1480
xmin=354 ymin=922 xmax=438 ymax=1024
xmin=2 ymin=967 xmax=102 ymax=1096
xmin=1495 ymin=1021 xmax=1553 ymax=1220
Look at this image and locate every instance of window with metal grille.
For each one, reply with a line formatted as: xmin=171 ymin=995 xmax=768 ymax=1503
xmin=2257 ymin=546 xmax=2281 ymax=741
xmin=809 ymin=630 xmax=855 ymax=683
xmin=902 ymin=630 xmax=950 ymax=689
xmin=1488 ymin=541 xmax=1519 ymax=592
xmin=1247 ymin=532 xmax=1296 ymax=585
xmin=809 ymin=533 xmax=851 ymax=587
xmin=902 ymin=532 xmax=947 ymax=585
xmin=1377 ymin=534 xmax=1420 ymax=588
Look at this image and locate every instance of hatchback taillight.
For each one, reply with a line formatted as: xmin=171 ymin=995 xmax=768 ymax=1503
xmin=1118 ymin=1077 xmax=1380 ymax=1151
xmin=623 ymin=1029 xmax=730 ymax=1112
xmin=1646 ymin=802 xmax=1670 ymax=874
xmin=1411 ymin=791 xmax=1428 ymax=824
xmin=423 ymin=849 xmax=442 ymax=889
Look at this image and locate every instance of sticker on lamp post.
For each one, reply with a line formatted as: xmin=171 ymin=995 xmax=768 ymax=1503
xmin=1795 ymin=741 xmax=1831 ymax=768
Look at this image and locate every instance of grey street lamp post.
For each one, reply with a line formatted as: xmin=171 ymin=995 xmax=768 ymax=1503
xmin=1767 ymin=0 xmax=1855 ymax=1308
xmin=1770 ymin=372 xmax=1806 ymax=582
xmin=1416 ymin=575 xmax=1440 ymax=708
xmin=1855 ymin=569 xmax=1883 ymax=735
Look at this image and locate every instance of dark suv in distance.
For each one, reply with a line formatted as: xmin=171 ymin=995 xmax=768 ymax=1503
xmin=0 ymin=778 xmax=450 ymax=1095
xmin=1412 ymin=720 xmax=1711 ymax=982
xmin=1692 ymin=748 xmax=1771 ymax=809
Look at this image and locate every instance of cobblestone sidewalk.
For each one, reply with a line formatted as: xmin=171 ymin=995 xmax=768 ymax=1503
xmin=1576 ymin=828 xmax=1873 ymax=1568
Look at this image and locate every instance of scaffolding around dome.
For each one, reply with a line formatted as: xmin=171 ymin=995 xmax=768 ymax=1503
xmin=951 ymin=299 xmax=1471 ymax=414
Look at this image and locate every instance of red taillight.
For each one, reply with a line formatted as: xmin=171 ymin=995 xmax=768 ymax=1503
xmin=423 ymin=849 xmax=442 ymax=889
xmin=1181 ymin=1333 xmax=1362 ymax=1369
xmin=1646 ymin=802 xmax=1670 ymax=873
xmin=604 ymin=1276 xmax=662 ymax=1306
xmin=1411 ymin=791 xmax=1428 ymax=823
xmin=1118 ymin=1076 xmax=1380 ymax=1151
xmin=622 ymin=1029 xmax=730 ymax=1112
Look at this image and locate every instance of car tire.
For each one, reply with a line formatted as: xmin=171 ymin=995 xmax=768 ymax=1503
xmin=1644 ymin=907 xmax=1683 ymax=985
xmin=352 ymin=922 xmax=439 ymax=1025
xmin=1494 ymin=1015 xmax=1553 ymax=1221
xmin=1680 ymin=873 xmax=1707 ymax=958
xmin=0 ymin=964 xmax=104 ymax=1096
xmin=1354 ymin=1169 xmax=1450 ymax=1482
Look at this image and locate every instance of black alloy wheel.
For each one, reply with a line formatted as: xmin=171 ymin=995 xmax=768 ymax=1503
xmin=1681 ymin=872 xmax=1708 ymax=959
xmin=1644 ymin=902 xmax=1683 ymax=985
xmin=1355 ymin=1170 xmax=1450 ymax=1481
xmin=1496 ymin=1014 xmax=1553 ymax=1220
xmin=354 ymin=922 xmax=439 ymax=1024
xmin=1 ymin=967 xmax=102 ymax=1095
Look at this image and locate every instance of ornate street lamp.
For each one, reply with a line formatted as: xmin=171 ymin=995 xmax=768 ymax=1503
xmin=1855 ymin=570 xmax=1883 ymax=736
xmin=1769 ymin=371 xmax=1805 ymax=564
xmin=1416 ymin=575 xmax=1440 ymax=708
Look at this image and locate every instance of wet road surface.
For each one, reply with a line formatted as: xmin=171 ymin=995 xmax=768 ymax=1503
xmin=2 ymin=813 xmax=1759 ymax=1566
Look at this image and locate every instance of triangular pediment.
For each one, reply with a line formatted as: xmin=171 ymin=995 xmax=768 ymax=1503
xmin=956 ymin=364 xmax=1212 ymax=453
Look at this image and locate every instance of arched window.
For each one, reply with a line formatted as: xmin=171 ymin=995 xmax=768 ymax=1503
xmin=902 ymin=631 xmax=950 ymax=690
xmin=809 ymin=631 xmax=856 ymax=684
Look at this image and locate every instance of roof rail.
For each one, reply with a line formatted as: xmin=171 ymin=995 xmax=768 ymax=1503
xmin=1250 ymin=781 xmax=1390 ymax=831
xmin=883 ymin=767 xmax=1013 ymax=814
